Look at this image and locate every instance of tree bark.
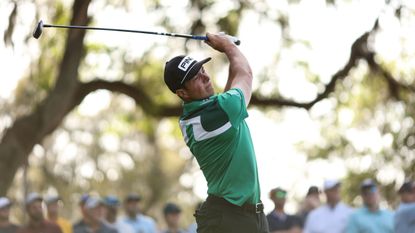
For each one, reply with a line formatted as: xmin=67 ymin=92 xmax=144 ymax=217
xmin=0 ymin=0 xmax=91 ymax=195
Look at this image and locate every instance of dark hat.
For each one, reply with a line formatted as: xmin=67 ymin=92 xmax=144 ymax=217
xmin=164 ymin=55 xmax=211 ymax=93
xmin=270 ymin=187 xmax=287 ymax=199
xmin=103 ymin=195 xmax=120 ymax=207
xmin=44 ymin=195 xmax=60 ymax=205
xmin=398 ymin=180 xmax=415 ymax=194
xmin=125 ymin=193 xmax=141 ymax=202
xmin=360 ymin=179 xmax=378 ymax=195
xmin=360 ymin=179 xmax=377 ymax=190
xmin=163 ymin=203 xmax=182 ymax=215
xmin=306 ymin=186 xmax=320 ymax=196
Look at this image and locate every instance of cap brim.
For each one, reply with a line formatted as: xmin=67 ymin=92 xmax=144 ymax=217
xmin=180 ymin=57 xmax=211 ymax=85
xmin=45 ymin=197 xmax=60 ymax=204
xmin=324 ymin=182 xmax=341 ymax=190
xmin=26 ymin=197 xmax=43 ymax=205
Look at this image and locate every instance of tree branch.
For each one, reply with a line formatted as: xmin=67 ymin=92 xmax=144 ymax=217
xmin=251 ymin=20 xmax=380 ymax=110
xmin=75 ymin=80 xmax=182 ymax=117
xmin=75 ymin=20 xmax=380 ymax=117
xmin=365 ymin=54 xmax=415 ymax=100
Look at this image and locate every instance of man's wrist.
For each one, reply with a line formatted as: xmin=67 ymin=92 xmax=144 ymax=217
xmin=223 ymin=44 xmax=239 ymax=56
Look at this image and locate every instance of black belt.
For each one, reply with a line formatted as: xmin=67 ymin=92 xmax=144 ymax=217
xmin=206 ymin=195 xmax=264 ymax=214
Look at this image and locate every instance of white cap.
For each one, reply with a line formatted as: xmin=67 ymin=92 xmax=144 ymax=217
xmin=44 ymin=195 xmax=60 ymax=205
xmin=324 ymin=179 xmax=341 ymax=190
xmin=0 ymin=197 xmax=11 ymax=208
xmin=85 ymin=197 xmax=102 ymax=209
xmin=25 ymin=192 xmax=43 ymax=205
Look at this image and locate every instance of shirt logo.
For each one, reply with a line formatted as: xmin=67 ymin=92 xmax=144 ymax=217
xmin=178 ymin=56 xmax=195 ymax=71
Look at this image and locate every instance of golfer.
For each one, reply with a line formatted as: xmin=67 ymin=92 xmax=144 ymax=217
xmin=163 ymin=33 xmax=269 ymax=233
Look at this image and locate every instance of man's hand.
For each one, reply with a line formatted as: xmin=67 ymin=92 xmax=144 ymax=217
xmin=205 ymin=32 xmax=238 ymax=53
xmin=204 ymin=32 xmax=253 ymax=106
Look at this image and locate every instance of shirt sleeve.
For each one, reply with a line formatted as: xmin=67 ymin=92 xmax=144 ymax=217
xmin=217 ymin=88 xmax=248 ymax=127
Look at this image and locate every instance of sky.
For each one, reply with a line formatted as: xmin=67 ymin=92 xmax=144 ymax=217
xmin=1 ymin=0 xmax=413 ymax=213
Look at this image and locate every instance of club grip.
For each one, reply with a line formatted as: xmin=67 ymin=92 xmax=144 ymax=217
xmin=226 ymin=35 xmax=241 ymax=45
xmin=193 ymin=34 xmax=241 ymax=46
xmin=218 ymin=32 xmax=241 ymax=46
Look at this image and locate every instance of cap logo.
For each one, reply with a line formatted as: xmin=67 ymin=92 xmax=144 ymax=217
xmin=178 ymin=56 xmax=195 ymax=71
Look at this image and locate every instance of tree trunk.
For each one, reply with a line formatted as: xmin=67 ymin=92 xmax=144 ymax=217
xmin=0 ymin=0 xmax=91 ymax=195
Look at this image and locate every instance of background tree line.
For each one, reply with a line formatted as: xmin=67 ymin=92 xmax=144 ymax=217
xmin=0 ymin=0 xmax=414 ymax=223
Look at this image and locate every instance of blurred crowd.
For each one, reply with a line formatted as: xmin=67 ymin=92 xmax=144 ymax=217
xmin=0 ymin=178 xmax=414 ymax=233
xmin=266 ymin=179 xmax=415 ymax=233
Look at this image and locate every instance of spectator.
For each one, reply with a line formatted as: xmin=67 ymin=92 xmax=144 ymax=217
xmin=298 ymin=186 xmax=321 ymax=222
xmin=121 ymin=194 xmax=157 ymax=233
xmin=266 ymin=188 xmax=302 ymax=233
xmin=394 ymin=180 xmax=415 ymax=233
xmin=45 ymin=195 xmax=73 ymax=233
xmin=303 ymin=179 xmax=353 ymax=233
xmin=17 ymin=192 xmax=62 ymax=233
xmin=161 ymin=203 xmax=186 ymax=233
xmin=72 ymin=194 xmax=89 ymax=230
xmin=73 ymin=196 xmax=117 ymax=233
xmin=346 ymin=179 xmax=394 ymax=233
xmin=102 ymin=196 xmax=134 ymax=233
xmin=0 ymin=197 xmax=19 ymax=233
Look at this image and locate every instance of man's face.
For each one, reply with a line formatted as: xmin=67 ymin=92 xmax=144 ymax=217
xmin=124 ymin=201 xmax=139 ymax=217
xmin=400 ymin=188 xmax=415 ymax=203
xmin=165 ymin=212 xmax=181 ymax=228
xmin=86 ymin=206 xmax=103 ymax=222
xmin=361 ymin=187 xmax=380 ymax=208
xmin=104 ymin=206 xmax=117 ymax=220
xmin=0 ymin=206 xmax=10 ymax=221
xmin=325 ymin=186 xmax=341 ymax=203
xmin=178 ymin=67 xmax=214 ymax=101
xmin=27 ymin=200 xmax=44 ymax=222
xmin=271 ymin=191 xmax=287 ymax=210
xmin=47 ymin=202 xmax=59 ymax=216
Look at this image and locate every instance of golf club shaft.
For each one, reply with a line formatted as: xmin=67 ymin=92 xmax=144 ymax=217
xmin=42 ymin=23 xmax=240 ymax=45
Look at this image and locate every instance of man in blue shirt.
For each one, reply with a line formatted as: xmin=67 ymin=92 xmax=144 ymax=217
xmin=121 ymin=194 xmax=157 ymax=233
xmin=346 ymin=179 xmax=394 ymax=233
xmin=394 ymin=180 xmax=415 ymax=233
xmin=73 ymin=197 xmax=117 ymax=233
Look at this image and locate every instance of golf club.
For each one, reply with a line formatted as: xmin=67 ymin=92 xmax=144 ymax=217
xmin=33 ymin=20 xmax=241 ymax=45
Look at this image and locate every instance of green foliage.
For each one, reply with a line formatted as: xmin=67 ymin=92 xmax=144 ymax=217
xmin=217 ymin=9 xmax=241 ymax=36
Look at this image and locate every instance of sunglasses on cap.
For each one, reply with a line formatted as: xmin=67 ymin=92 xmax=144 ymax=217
xmin=275 ymin=191 xmax=287 ymax=199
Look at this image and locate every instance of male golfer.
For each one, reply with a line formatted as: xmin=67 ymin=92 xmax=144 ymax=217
xmin=164 ymin=33 xmax=269 ymax=233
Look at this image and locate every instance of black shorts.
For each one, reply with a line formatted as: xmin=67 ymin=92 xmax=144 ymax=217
xmin=194 ymin=195 xmax=270 ymax=233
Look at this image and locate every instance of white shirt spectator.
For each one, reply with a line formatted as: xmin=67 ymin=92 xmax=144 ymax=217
xmin=304 ymin=202 xmax=353 ymax=233
xmin=187 ymin=222 xmax=197 ymax=233
xmin=107 ymin=220 xmax=135 ymax=233
xmin=122 ymin=214 xmax=158 ymax=233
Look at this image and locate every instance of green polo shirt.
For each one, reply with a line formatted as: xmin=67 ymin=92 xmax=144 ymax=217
xmin=179 ymin=88 xmax=260 ymax=206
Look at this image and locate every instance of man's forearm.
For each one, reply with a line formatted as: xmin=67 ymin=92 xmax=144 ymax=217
xmin=223 ymin=46 xmax=253 ymax=105
xmin=224 ymin=46 xmax=251 ymax=88
xmin=204 ymin=32 xmax=253 ymax=104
